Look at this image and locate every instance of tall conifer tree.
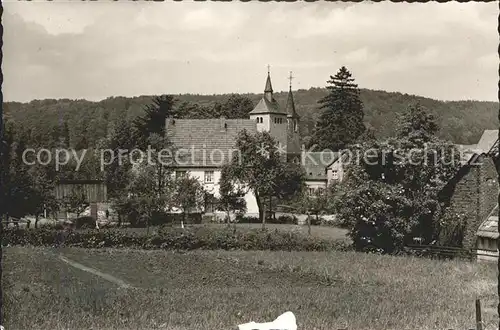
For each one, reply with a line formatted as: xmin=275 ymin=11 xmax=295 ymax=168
xmin=312 ymin=66 xmax=365 ymax=151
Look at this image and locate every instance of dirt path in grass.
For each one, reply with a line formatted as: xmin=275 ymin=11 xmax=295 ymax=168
xmin=57 ymin=254 xmax=135 ymax=289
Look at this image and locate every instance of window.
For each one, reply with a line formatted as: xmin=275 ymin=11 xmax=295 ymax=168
xmin=490 ymin=238 xmax=497 ymax=251
xmin=332 ymin=170 xmax=339 ymax=180
xmin=176 ymin=171 xmax=187 ymax=179
xmin=204 ymin=171 xmax=214 ymax=183
xmin=308 ymin=188 xmax=315 ymax=195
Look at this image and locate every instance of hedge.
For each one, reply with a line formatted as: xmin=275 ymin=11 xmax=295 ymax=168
xmin=1 ymin=226 xmax=350 ymax=252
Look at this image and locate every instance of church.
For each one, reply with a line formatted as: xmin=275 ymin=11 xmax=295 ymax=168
xmin=165 ymin=70 xmax=343 ymax=217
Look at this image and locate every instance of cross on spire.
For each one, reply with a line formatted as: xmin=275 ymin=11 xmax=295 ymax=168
xmin=267 ymin=64 xmax=271 ymax=75
xmin=288 ymin=71 xmax=294 ymax=89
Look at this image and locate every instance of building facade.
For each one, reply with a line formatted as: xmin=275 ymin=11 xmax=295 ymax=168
xmin=439 ymin=129 xmax=499 ymax=260
xmin=165 ymin=71 xmax=338 ymax=217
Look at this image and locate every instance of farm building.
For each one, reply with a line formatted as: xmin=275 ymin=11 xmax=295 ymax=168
xmin=54 ymin=179 xmax=107 ymax=221
xmin=476 ymin=205 xmax=498 ymax=262
xmin=302 ymin=151 xmax=345 ymax=195
xmin=439 ymin=129 xmax=499 ymax=261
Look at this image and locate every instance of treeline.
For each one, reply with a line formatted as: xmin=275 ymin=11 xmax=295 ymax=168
xmin=4 ymin=88 xmax=497 ymax=151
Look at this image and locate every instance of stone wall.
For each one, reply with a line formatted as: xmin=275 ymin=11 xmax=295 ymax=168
xmin=441 ymin=154 xmax=498 ymax=249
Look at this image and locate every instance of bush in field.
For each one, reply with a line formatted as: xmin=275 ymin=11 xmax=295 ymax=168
xmin=75 ymin=216 xmax=96 ymax=229
xmin=235 ymin=215 xmax=261 ymax=224
xmin=272 ymin=215 xmax=298 ymax=225
xmin=336 ymin=104 xmax=460 ymax=254
xmin=1 ymin=226 xmax=350 ymax=252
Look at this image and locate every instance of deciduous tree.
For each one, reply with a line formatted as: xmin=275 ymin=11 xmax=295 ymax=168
xmin=171 ymin=176 xmax=206 ymax=228
xmin=336 ymin=103 xmax=460 ymax=253
xmin=217 ymin=165 xmax=247 ymax=226
xmin=223 ymin=130 xmax=305 ymax=229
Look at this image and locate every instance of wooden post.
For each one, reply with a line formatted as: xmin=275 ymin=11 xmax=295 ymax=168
xmin=476 ymin=299 xmax=483 ymax=330
xmin=90 ymin=203 xmax=98 ymax=222
xmin=307 ymin=211 xmax=311 ymax=235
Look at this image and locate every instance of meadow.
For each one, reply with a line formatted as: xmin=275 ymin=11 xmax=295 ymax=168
xmin=3 ymin=246 xmax=498 ymax=330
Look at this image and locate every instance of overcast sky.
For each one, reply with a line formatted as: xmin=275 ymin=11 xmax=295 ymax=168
xmin=3 ymin=1 xmax=497 ymax=103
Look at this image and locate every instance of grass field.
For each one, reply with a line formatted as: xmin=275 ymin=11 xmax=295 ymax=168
xmin=3 ymin=246 xmax=498 ymax=330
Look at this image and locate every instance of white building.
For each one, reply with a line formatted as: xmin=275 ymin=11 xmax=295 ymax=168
xmin=302 ymin=151 xmax=345 ymax=195
xmin=165 ymin=71 xmax=342 ymax=217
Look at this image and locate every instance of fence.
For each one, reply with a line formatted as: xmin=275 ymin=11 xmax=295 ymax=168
xmin=404 ymin=244 xmax=499 ymax=261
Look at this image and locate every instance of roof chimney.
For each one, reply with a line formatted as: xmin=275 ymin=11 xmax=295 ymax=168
xmin=219 ymin=116 xmax=227 ymax=132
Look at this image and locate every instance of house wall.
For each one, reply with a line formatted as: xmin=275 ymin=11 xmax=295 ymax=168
xmin=250 ymin=113 xmax=288 ymax=149
xmin=173 ymin=168 xmax=259 ymax=216
xmin=441 ymin=154 xmax=498 ymax=249
xmin=305 ymin=180 xmax=327 ymax=193
xmin=477 ymin=236 xmax=499 ymax=262
xmin=327 ymin=160 xmax=344 ymax=185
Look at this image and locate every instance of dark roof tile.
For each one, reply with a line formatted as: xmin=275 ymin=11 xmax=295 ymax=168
xmin=166 ymin=118 xmax=257 ymax=167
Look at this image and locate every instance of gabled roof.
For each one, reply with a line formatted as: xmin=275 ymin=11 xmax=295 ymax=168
xmin=248 ymin=97 xmax=286 ymax=115
xmin=477 ymin=205 xmax=498 ymax=239
xmin=165 ymin=118 xmax=257 ymax=167
xmin=285 ymin=87 xmax=299 ymax=119
xmin=303 ymin=151 xmax=341 ymax=181
xmin=476 ymin=129 xmax=498 ymax=155
xmin=455 ymin=144 xmax=480 ymax=165
xmin=249 ymin=72 xmax=287 ymax=116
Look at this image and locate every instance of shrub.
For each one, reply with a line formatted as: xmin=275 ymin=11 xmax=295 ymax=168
xmin=235 ymin=215 xmax=260 ymax=224
xmin=74 ymin=216 xmax=96 ymax=229
xmin=149 ymin=211 xmax=172 ymax=226
xmin=271 ymin=215 xmax=298 ymax=225
xmin=1 ymin=226 xmax=350 ymax=252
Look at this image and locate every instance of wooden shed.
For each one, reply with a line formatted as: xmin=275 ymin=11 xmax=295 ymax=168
xmin=476 ymin=206 xmax=499 ymax=262
xmin=54 ymin=179 xmax=107 ymax=220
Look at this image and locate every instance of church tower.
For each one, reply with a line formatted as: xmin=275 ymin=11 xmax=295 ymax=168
xmin=285 ymin=71 xmax=302 ymax=163
xmin=249 ymin=67 xmax=288 ymax=152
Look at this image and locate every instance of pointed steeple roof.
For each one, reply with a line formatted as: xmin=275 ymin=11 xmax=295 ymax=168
xmin=285 ymin=86 xmax=299 ymax=118
xmin=264 ymin=72 xmax=273 ymax=93
xmin=249 ymin=69 xmax=286 ymax=116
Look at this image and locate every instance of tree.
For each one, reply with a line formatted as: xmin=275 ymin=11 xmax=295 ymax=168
xmin=335 ymin=103 xmax=460 ymax=253
xmin=63 ymin=189 xmax=89 ymax=219
xmin=0 ymin=122 xmax=37 ymax=219
xmin=126 ymin=134 xmax=175 ymax=230
xmin=395 ymin=102 xmax=438 ymax=145
xmin=290 ymin=187 xmax=331 ymax=234
xmin=217 ymin=94 xmax=254 ymax=119
xmin=171 ymin=176 xmax=205 ymax=228
xmin=103 ymin=118 xmax=136 ymax=199
xmin=133 ymin=95 xmax=177 ymax=148
xmin=26 ymin=164 xmax=59 ymax=228
xmin=217 ymin=165 xmax=247 ymax=226
xmin=311 ymin=66 xmax=365 ymax=151
xmin=175 ymin=101 xmax=213 ymax=119
xmin=223 ymin=130 xmax=305 ymax=229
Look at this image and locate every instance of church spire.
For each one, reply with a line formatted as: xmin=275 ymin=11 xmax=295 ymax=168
xmin=264 ymin=65 xmax=273 ymax=101
xmin=285 ymin=71 xmax=298 ymax=118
